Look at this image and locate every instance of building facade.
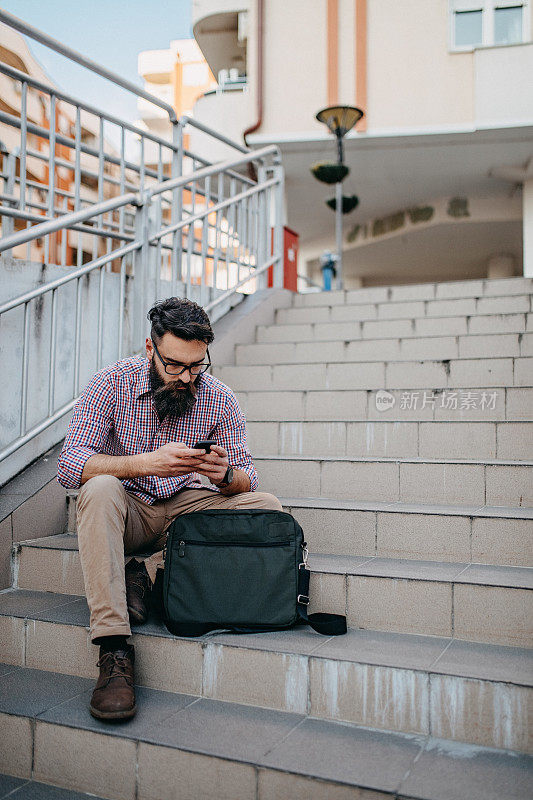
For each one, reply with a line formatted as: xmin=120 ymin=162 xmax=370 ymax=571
xmin=191 ymin=0 xmax=533 ymax=287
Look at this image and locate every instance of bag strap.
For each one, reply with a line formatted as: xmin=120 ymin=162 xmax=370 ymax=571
xmin=296 ymin=563 xmax=347 ymax=636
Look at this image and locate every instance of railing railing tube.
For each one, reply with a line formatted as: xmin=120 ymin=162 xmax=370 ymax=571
xmin=19 ymin=81 xmax=27 ymax=211
xmin=48 ymin=288 xmax=58 ymax=416
xmin=20 ymin=301 xmax=31 ymax=436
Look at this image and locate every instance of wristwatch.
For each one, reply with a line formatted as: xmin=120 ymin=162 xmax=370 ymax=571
xmin=217 ymin=466 xmax=234 ymax=488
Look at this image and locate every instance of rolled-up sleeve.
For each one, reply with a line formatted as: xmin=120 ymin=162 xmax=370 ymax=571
xmin=57 ymin=371 xmax=114 ymax=489
xmin=211 ymin=390 xmax=258 ymax=491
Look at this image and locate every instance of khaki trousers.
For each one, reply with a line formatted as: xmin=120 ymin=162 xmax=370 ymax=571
xmin=76 ymin=474 xmax=284 ymax=641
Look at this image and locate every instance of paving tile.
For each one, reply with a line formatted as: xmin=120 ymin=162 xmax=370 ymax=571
xmin=212 ymin=626 xmax=327 ymax=655
xmin=0 ymin=666 xmax=90 ymax=716
xmin=454 ymin=584 xmax=533 ymax=647
xmin=138 ymin=741 xmax=256 ymax=800
xmin=38 ymin=684 xmax=197 ymax=741
xmin=429 ymin=674 xmax=531 ymax=751
xmin=6 ymin=779 xmax=108 ymax=799
xmin=430 ymin=639 xmax=533 ymax=685
xmin=0 ymin=589 xmax=81 ymax=618
xmin=11 ymin=479 xmax=67 ymax=544
xmin=202 ymin=642 xmax=308 ymax=713
xmin=22 ymin=533 xmax=78 ymax=550
xmin=0 ymin=616 xmax=24 ymax=664
xmin=398 ymin=737 xmax=533 ymax=800
xmin=308 ymin=553 xmax=372 ymax=574
xmin=453 ymin=563 xmax=533 ymax=589
xmin=0 ymin=662 xmax=20 ymax=677
xmin=257 ymin=769 xmax=391 ymax=799
xmin=34 ymin=721 xmax=136 ymax=800
xmin=262 ymin=717 xmax=423 ymax=793
xmin=311 ymin=629 xmax=449 ymax=671
xmin=0 ymin=774 xmax=26 ymax=799
xmin=350 ymin=557 xmax=469 ymax=582
xmin=32 ymin=598 xmax=90 ymax=626
xmin=310 ymin=658 xmax=429 ymax=734
xmin=347 ymin=576 xmax=452 ymax=637
xmin=0 ymin=712 xmax=32 ymax=778
xmin=0 ymin=517 xmax=11 ymax=591
xmin=142 ymin=697 xmax=303 ymax=762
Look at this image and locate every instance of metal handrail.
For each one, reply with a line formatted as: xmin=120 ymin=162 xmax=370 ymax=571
xmin=0 ymin=144 xmax=279 ymax=255
xmin=0 ymin=61 xmax=178 ymax=150
xmin=0 ymin=9 xmax=178 ymax=122
xmin=146 ymin=144 xmax=279 ymax=199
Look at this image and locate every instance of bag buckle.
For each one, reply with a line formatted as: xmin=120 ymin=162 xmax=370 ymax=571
xmin=300 ymin=542 xmax=309 ymax=568
xmin=297 ymin=594 xmax=310 ymax=606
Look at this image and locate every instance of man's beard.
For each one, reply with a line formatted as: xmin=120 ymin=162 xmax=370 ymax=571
xmin=149 ymin=359 xmax=200 ymax=420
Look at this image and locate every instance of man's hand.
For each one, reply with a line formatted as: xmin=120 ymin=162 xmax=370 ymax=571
xmin=144 ymin=442 xmax=209 ymax=478
xmin=192 ymin=444 xmax=229 ymax=485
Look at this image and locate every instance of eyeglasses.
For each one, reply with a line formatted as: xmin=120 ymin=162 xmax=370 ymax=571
xmin=152 ymin=340 xmax=211 ymax=376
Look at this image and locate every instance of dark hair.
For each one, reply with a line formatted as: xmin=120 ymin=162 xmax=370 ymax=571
xmin=147 ymin=297 xmax=214 ymax=345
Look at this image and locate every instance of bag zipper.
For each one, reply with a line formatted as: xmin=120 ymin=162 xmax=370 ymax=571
xmin=177 ymin=538 xmax=292 ymax=557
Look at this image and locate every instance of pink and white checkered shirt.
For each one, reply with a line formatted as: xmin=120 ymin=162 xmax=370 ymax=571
xmin=57 ymin=355 xmax=258 ymax=503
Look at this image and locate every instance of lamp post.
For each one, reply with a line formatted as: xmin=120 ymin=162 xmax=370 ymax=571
xmin=315 ymin=105 xmax=364 ymax=290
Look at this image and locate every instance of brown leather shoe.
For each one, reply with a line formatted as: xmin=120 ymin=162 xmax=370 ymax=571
xmin=89 ymin=645 xmax=136 ymax=721
xmin=125 ymin=558 xmax=151 ymax=625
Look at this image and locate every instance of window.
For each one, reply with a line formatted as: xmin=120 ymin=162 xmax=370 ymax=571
xmin=455 ymin=9 xmax=483 ymax=45
xmin=450 ymin=0 xmax=529 ymax=49
xmin=494 ymin=5 xmax=523 ymax=43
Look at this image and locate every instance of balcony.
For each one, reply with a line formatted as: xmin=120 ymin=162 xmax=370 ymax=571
xmin=191 ymin=80 xmax=251 ymax=161
xmin=138 ymin=49 xmax=176 ymax=83
xmin=192 ymin=1 xmax=248 ymax=80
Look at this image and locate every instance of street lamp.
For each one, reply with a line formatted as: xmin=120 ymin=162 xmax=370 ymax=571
xmin=315 ymin=105 xmax=364 ymax=290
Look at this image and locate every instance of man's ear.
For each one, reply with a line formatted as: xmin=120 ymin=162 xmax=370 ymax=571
xmin=145 ymin=337 xmax=153 ymax=360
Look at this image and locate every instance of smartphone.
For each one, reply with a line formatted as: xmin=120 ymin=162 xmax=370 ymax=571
xmin=193 ymin=439 xmax=217 ymax=454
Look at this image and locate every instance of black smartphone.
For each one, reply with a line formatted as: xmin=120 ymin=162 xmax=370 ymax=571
xmin=193 ymin=439 xmax=217 ymax=454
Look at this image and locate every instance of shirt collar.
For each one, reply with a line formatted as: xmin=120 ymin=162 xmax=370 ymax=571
xmin=134 ymin=358 xmax=152 ymax=399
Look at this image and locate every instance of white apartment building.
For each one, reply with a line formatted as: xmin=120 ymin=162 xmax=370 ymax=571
xmin=190 ymin=0 xmax=533 ymax=287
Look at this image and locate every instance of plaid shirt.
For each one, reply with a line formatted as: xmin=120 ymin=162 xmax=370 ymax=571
xmin=57 ymin=355 xmax=258 ymax=503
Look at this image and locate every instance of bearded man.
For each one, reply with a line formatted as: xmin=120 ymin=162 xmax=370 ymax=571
xmin=57 ymin=296 xmax=282 ymax=721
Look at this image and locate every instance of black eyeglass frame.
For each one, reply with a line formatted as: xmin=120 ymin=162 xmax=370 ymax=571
xmin=151 ymin=339 xmax=211 ymax=376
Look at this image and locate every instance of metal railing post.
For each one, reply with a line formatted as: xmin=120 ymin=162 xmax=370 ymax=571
xmin=272 ymin=160 xmax=285 ymax=289
xmin=171 ymin=121 xmax=183 ymax=297
xmin=256 ymin=162 xmax=268 ymax=290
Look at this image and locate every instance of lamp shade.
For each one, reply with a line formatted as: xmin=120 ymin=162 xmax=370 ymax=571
xmin=316 ymin=105 xmax=364 ymax=137
xmin=326 ymin=194 xmax=359 ymax=214
xmin=311 ymin=162 xmax=349 ymax=184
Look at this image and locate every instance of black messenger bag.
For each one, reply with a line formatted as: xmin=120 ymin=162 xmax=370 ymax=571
xmin=161 ymin=508 xmax=347 ymax=638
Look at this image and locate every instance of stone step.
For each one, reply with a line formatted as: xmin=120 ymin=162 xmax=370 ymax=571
xmin=253 ymin=455 xmax=533 ymax=507
xmin=235 ymin=333 xmax=533 ymax=366
xmin=257 ymin=311 xmax=533 ymax=343
xmin=246 ymin=420 xmax=533 ymax=461
xmin=1 ymin=663 xmax=531 ymax=800
xmin=284 ymin=497 xmax=533 ymax=567
xmin=28 ymin=491 xmax=532 ymax=567
xmin=0 ymin=773 xmax=106 ymax=800
xmin=0 ymin=589 xmax=532 ymax=751
xmin=213 ymin=356 xmax=533 ymax=390
xmin=279 ymin=293 xmax=533 ymax=325
xmin=293 ymin=277 xmax=533 ymax=306
xmin=8 ymin=547 xmax=533 ymax=647
xmin=236 ymin=386 xmax=533 ymax=421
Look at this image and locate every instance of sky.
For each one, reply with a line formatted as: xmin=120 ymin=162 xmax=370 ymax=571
xmin=1 ymin=0 xmax=193 ymax=126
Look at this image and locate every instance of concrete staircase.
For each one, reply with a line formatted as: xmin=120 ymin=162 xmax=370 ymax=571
xmin=1 ymin=276 xmax=532 ymax=799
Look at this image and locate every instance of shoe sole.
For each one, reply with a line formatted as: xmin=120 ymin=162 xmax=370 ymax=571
xmin=89 ymin=704 xmax=137 ymax=721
